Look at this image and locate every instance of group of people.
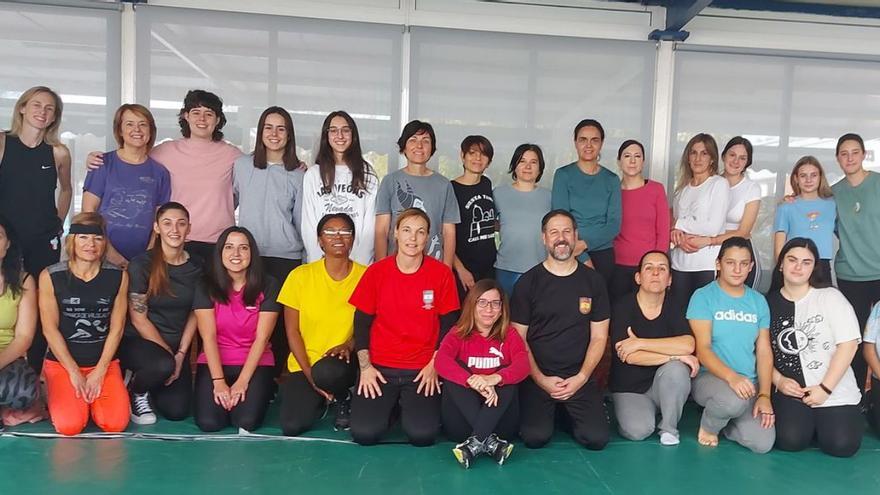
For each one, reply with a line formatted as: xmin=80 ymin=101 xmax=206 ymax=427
xmin=0 ymin=86 xmax=878 ymax=469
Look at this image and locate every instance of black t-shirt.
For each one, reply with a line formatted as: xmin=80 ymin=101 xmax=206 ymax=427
xmin=46 ymin=262 xmax=123 ymax=367
xmin=125 ymin=251 xmax=202 ymax=349
xmin=510 ymin=263 xmax=610 ymax=378
xmin=451 ymin=176 xmax=496 ymax=277
xmin=0 ymin=135 xmax=61 ymax=240
xmin=765 ymin=291 xmax=803 ymax=386
xmin=609 ymin=292 xmax=690 ymax=393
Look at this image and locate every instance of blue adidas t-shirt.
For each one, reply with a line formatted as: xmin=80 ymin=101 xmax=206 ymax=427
xmin=687 ymin=281 xmax=770 ymax=381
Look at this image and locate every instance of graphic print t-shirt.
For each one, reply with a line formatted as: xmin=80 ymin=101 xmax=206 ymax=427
xmin=767 ymin=287 xmax=861 ymax=407
xmin=83 ymin=150 xmax=171 ymax=260
xmin=46 ymin=262 xmax=123 ymax=367
xmin=452 ymin=176 xmax=496 ymax=276
xmin=375 ymin=169 xmax=460 ymax=260
xmin=687 ymin=281 xmax=770 ymax=381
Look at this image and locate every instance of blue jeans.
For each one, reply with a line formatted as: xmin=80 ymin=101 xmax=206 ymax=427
xmin=495 ymin=268 xmax=523 ymax=297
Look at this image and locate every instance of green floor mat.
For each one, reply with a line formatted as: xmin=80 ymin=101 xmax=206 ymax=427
xmin=1 ymin=402 xmax=878 ymax=495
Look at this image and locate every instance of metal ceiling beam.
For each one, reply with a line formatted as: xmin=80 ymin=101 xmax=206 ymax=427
xmin=648 ymin=0 xmax=713 ymax=41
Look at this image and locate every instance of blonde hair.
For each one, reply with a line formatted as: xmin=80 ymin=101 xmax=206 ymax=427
xmin=790 ymin=156 xmax=833 ymax=199
xmin=65 ymin=212 xmax=107 ymax=264
xmin=675 ymin=133 xmax=719 ymax=194
xmin=9 ymin=86 xmax=63 ymax=146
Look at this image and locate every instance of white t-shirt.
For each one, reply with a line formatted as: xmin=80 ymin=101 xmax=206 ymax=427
xmin=863 ymin=302 xmax=880 ymax=380
xmin=724 ymin=177 xmax=762 ymax=232
xmin=301 ymin=164 xmax=378 ymax=266
xmin=768 ymin=287 xmax=862 ymax=408
xmin=671 ymin=175 xmax=731 ymax=272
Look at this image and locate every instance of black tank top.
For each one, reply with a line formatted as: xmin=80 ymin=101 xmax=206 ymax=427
xmin=0 ymin=135 xmax=60 ymax=240
xmin=46 ymin=262 xmax=123 ymax=367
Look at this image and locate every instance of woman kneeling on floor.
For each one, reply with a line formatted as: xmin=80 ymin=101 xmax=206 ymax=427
xmin=349 ymin=208 xmax=460 ymax=446
xmin=610 ymin=250 xmax=698 ymax=446
xmin=0 ymin=218 xmax=43 ymax=428
xmin=277 ymin=213 xmax=365 ymax=435
xmin=687 ymin=236 xmax=775 ymax=453
xmin=39 ymin=212 xmax=130 ymax=435
xmin=435 ymin=279 xmax=529 ymax=468
xmin=767 ymin=237 xmax=863 ymax=457
xmin=121 ymin=202 xmax=201 ymax=425
xmin=193 ymin=226 xmax=281 ymax=432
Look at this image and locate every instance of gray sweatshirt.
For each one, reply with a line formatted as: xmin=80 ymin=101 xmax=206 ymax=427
xmin=233 ymin=155 xmax=305 ymax=259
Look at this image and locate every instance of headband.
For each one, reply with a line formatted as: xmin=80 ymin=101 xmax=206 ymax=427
xmin=69 ymin=223 xmax=104 ymax=235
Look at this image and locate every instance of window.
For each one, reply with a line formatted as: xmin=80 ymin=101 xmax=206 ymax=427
xmin=0 ymin=2 xmax=121 ymax=214
xmin=409 ymin=27 xmax=656 ymax=185
xmin=135 ymin=6 xmax=402 ymax=176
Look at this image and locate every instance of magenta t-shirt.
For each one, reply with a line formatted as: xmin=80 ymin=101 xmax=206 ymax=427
xmin=194 ymin=277 xmax=281 ymax=366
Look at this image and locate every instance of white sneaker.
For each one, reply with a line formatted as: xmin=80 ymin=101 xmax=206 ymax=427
xmin=660 ymin=431 xmax=680 ymax=446
xmin=130 ymin=392 xmax=157 ymax=425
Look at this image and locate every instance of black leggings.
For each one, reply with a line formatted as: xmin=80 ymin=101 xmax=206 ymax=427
xmin=609 ymin=264 xmax=637 ymax=303
xmin=22 ymin=233 xmax=61 ymax=376
xmin=587 ymin=248 xmax=615 ymax=290
xmin=350 ymin=366 xmax=440 ymax=446
xmin=837 ymin=278 xmax=880 ymax=392
xmin=194 ymin=364 xmax=275 ymax=432
xmin=262 ymin=256 xmax=301 ymax=379
xmin=519 ymin=378 xmax=609 ymax=450
xmin=772 ymin=392 xmax=863 ymax=457
xmin=671 ymin=269 xmax=715 ymax=307
xmin=442 ymin=381 xmax=518 ymax=441
xmin=118 ymin=336 xmax=192 ymax=420
xmin=278 ymin=357 xmax=357 ymax=436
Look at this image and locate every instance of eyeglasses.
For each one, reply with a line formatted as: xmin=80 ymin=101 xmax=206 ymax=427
xmin=327 ymin=126 xmax=352 ymax=137
xmin=476 ymin=299 xmax=502 ymax=310
xmin=321 ymin=229 xmax=353 ymax=237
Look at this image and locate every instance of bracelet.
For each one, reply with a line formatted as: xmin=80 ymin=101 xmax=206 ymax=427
xmin=757 ymin=393 xmax=770 ymax=400
xmin=211 ymin=377 xmax=224 ymax=382
xmin=176 ymin=350 xmax=186 ymax=356
xmin=819 ymin=383 xmax=833 ymax=395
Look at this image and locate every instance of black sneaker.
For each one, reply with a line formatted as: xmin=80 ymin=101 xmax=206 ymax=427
xmin=484 ymin=433 xmax=514 ymax=465
xmin=130 ymin=391 xmax=157 ymax=425
xmin=333 ymin=392 xmax=352 ymax=431
xmin=452 ymin=435 xmax=484 ymax=469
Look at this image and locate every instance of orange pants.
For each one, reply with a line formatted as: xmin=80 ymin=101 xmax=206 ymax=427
xmin=43 ymin=359 xmax=130 ymax=436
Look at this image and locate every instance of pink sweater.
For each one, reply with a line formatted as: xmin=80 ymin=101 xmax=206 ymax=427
xmin=151 ymin=138 xmax=242 ymax=243
xmin=613 ymin=180 xmax=671 ymax=267
xmin=435 ymin=326 xmax=529 ymax=388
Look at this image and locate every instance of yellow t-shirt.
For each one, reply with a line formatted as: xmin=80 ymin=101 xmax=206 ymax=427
xmin=277 ymin=259 xmax=367 ymax=373
xmin=0 ymin=288 xmax=21 ymax=350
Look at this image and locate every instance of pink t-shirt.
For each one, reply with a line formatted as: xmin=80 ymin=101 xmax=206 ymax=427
xmin=613 ymin=180 xmax=671 ymax=267
xmin=194 ymin=279 xmax=281 ymax=367
xmin=150 ymin=138 xmax=243 ymax=243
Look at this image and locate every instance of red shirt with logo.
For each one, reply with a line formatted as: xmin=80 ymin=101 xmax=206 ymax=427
xmin=435 ymin=327 xmax=530 ymax=387
xmin=349 ymin=255 xmax=460 ymax=370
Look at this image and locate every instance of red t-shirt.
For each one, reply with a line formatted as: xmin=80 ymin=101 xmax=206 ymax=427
xmin=434 ymin=326 xmax=530 ymax=387
xmin=349 ymin=256 xmax=459 ymax=370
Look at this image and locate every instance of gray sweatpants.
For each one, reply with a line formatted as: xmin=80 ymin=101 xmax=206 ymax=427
xmin=612 ymin=360 xmax=691 ymax=440
xmin=692 ymin=372 xmax=776 ymax=454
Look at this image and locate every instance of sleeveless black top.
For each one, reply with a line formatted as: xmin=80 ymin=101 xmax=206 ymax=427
xmin=46 ymin=262 xmax=123 ymax=367
xmin=0 ymin=135 xmax=60 ymax=240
